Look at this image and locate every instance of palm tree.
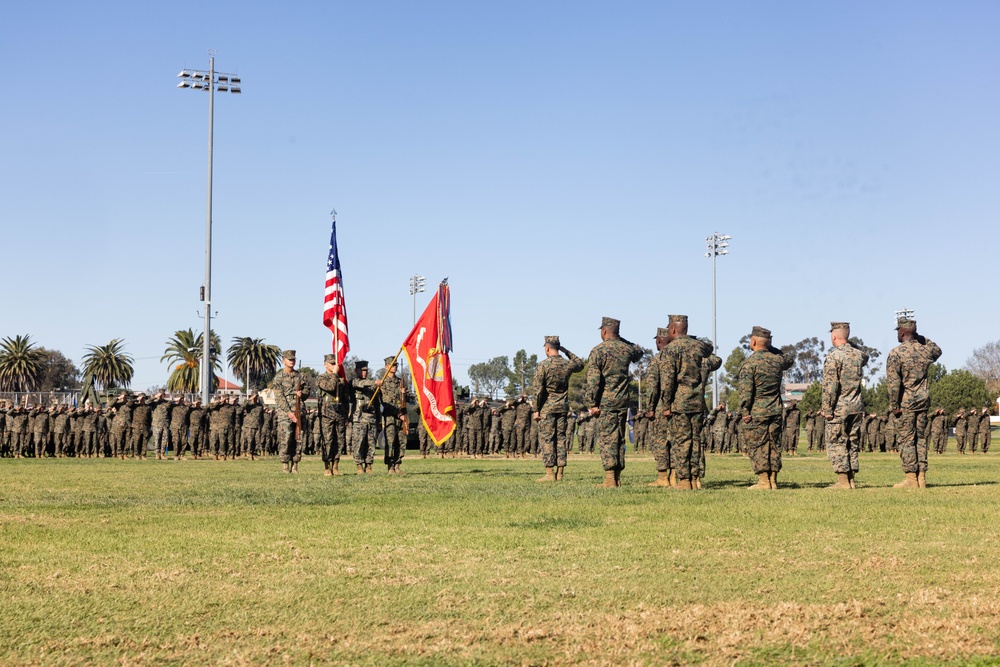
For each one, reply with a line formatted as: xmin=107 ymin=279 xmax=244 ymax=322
xmin=0 ymin=334 xmax=45 ymax=392
xmin=162 ymin=329 xmax=222 ymax=393
xmin=227 ymin=337 xmax=282 ymax=393
xmin=82 ymin=339 xmax=135 ymax=390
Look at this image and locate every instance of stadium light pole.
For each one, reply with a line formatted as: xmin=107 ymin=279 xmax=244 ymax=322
xmin=177 ymin=56 xmax=241 ymax=405
xmin=409 ymin=275 xmax=426 ymax=325
xmin=705 ymin=232 xmax=732 ymax=408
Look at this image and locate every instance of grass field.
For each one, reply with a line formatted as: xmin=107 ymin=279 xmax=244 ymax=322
xmin=2 ymin=445 xmax=1000 ymax=666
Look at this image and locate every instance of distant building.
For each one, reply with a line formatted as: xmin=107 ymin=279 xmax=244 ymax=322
xmin=215 ymin=377 xmax=242 ymax=397
xmin=783 ymin=383 xmax=810 ymax=403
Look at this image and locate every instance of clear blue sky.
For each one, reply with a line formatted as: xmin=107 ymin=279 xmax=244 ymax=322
xmin=2 ymin=1 xmax=998 ymax=389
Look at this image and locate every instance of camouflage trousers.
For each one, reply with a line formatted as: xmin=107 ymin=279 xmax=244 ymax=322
xmin=130 ymin=428 xmax=149 ymax=457
xmin=513 ymin=422 xmax=531 ymax=455
xmin=538 ymin=412 xmax=569 ymax=468
xmin=171 ymin=429 xmax=188 ymax=457
xmin=896 ymin=410 xmax=929 ymax=474
xmin=955 ymin=430 xmax=966 ymax=453
xmin=783 ymin=427 xmax=799 ymax=453
xmin=151 ymin=425 xmax=170 ymax=457
xmin=317 ymin=417 xmax=345 ymax=464
xmin=669 ymin=412 xmax=705 ymax=481
xmin=418 ymin=424 xmax=431 ymax=456
xmin=240 ymin=427 xmax=257 ymax=456
xmin=277 ymin=418 xmax=301 ymax=464
xmin=382 ymin=416 xmax=405 ymax=467
xmin=648 ymin=416 xmax=671 ymax=472
xmin=352 ymin=419 xmax=377 ymax=466
xmin=596 ymin=409 xmax=628 ymax=472
xmin=824 ymin=414 xmax=862 ymax=474
xmin=742 ymin=416 xmax=782 ymax=474
xmin=983 ymin=429 xmax=992 ymax=454
xmin=930 ymin=428 xmax=947 ymax=454
xmin=713 ymin=427 xmax=728 ymax=454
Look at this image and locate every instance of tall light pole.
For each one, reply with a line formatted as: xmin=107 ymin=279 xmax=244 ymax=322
xmin=705 ymin=232 xmax=732 ymax=408
xmin=409 ymin=274 xmax=426 ymax=325
xmin=177 ymin=56 xmax=241 ymax=405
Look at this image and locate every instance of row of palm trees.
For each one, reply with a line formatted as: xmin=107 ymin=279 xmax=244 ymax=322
xmin=0 ymin=332 xmax=281 ymax=393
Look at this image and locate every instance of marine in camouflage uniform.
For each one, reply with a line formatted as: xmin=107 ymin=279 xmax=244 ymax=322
xmin=316 ymin=354 xmax=349 ymax=475
xmin=130 ymin=394 xmax=153 ymax=459
xmin=886 ymin=318 xmax=942 ymax=488
xmin=531 ymin=336 xmax=585 ymax=482
xmin=350 ymin=360 xmax=380 ymax=473
xmin=513 ymin=397 xmax=533 ymax=458
xmin=269 ymin=349 xmax=311 ymax=473
xmin=737 ymin=326 xmax=794 ymax=490
xmin=187 ymin=400 xmax=206 ymax=458
xmin=378 ymin=355 xmax=408 ymax=473
xmin=820 ymin=322 xmax=869 ymax=489
xmin=643 ymin=327 xmax=674 ymax=486
xmin=656 ymin=316 xmax=720 ymax=490
xmin=170 ymin=397 xmax=191 ymax=459
xmin=967 ymin=406 xmax=980 ymax=454
xmin=980 ymin=408 xmax=992 ymax=453
xmin=499 ymin=399 xmax=517 ymax=458
xmin=149 ymin=393 xmax=173 ymax=459
xmin=929 ymin=409 xmax=947 ymax=454
xmin=31 ymin=406 xmax=51 ymax=458
xmin=585 ymin=316 xmax=644 ymax=488
xmin=782 ymin=401 xmax=800 ymax=455
xmin=109 ymin=395 xmax=132 ymax=459
xmin=52 ymin=406 xmax=70 ymax=458
xmin=240 ymin=394 xmax=264 ymax=459
xmin=953 ymin=410 xmax=967 ymax=454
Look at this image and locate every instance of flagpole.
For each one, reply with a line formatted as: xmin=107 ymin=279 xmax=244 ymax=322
xmin=367 ymin=346 xmax=405 ymax=408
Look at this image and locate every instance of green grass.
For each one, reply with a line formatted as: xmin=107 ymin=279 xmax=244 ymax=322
xmin=2 ymin=445 xmax=1000 ymax=666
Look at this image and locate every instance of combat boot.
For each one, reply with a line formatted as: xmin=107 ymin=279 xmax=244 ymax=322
xmin=668 ymin=469 xmax=677 ymax=487
xmin=693 ymin=477 xmax=702 ymax=490
xmin=768 ymin=472 xmax=778 ymax=489
xmin=282 ymin=462 xmax=290 ymax=474
xmin=291 ymin=462 xmax=299 ymax=474
xmin=324 ymin=462 xmax=333 ymax=477
xmin=364 ymin=464 xmax=372 ymax=474
xmin=332 ymin=461 xmax=342 ymax=475
xmin=894 ymin=472 xmax=918 ymax=489
xmin=648 ymin=471 xmax=670 ymax=487
xmin=847 ymin=471 xmax=857 ymax=489
xmin=614 ymin=469 xmax=622 ymax=487
xmin=670 ymin=478 xmax=693 ymax=490
xmin=555 ymin=466 xmax=565 ymax=481
xmin=828 ymin=473 xmax=851 ymax=489
xmin=748 ymin=473 xmax=770 ymax=490
xmin=357 ymin=464 xmax=364 ymax=475
xmin=917 ymin=471 xmax=927 ymax=488
xmin=536 ymin=467 xmax=556 ymax=482
xmin=598 ymin=470 xmax=617 ymax=488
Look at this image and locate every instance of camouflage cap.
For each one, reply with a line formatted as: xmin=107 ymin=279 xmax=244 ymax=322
xmin=750 ymin=325 xmax=771 ymax=339
xmin=544 ymin=336 xmax=560 ymax=348
xmin=830 ymin=321 xmax=850 ymax=332
xmin=600 ymin=316 xmax=620 ymax=331
xmin=323 ymin=353 xmax=337 ymax=364
xmin=668 ymin=314 xmax=688 ymax=325
xmin=355 ymin=360 xmax=369 ymax=370
xmin=655 ymin=327 xmax=669 ymax=338
xmin=282 ymin=349 xmax=296 ymax=361
xmin=895 ymin=318 xmax=916 ymax=331
xmin=384 ymin=356 xmax=397 ymax=366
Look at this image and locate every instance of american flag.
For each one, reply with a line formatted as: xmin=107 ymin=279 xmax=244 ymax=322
xmin=322 ymin=213 xmax=350 ymax=368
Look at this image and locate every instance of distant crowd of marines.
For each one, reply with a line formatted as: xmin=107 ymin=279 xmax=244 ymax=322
xmin=3 ymin=315 xmax=992 ymax=492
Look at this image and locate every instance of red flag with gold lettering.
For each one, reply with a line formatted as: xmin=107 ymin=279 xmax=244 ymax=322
xmin=401 ymin=279 xmax=456 ymax=445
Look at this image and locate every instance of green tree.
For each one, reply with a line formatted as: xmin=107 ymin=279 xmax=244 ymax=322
xmin=82 ymin=339 xmax=134 ymax=390
xmin=797 ymin=381 xmax=822 ymax=414
xmin=862 ymin=377 xmax=889 ymax=414
xmin=37 ymin=348 xmax=81 ymax=391
xmin=785 ymin=337 xmax=824 ymax=384
xmin=930 ymin=369 xmax=991 ymax=415
xmin=162 ymin=329 xmax=222 ymax=393
xmin=506 ymin=350 xmax=538 ymax=398
xmin=227 ymin=337 xmax=281 ymax=393
xmin=849 ymin=337 xmax=883 ymax=381
xmin=468 ymin=356 xmax=510 ymax=399
xmin=0 ymin=335 xmax=46 ymax=392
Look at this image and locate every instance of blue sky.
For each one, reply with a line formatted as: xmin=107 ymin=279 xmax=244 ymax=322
xmin=2 ymin=1 xmax=998 ymax=389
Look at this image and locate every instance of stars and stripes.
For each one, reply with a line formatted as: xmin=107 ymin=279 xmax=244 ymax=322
xmin=322 ymin=215 xmax=350 ymax=369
